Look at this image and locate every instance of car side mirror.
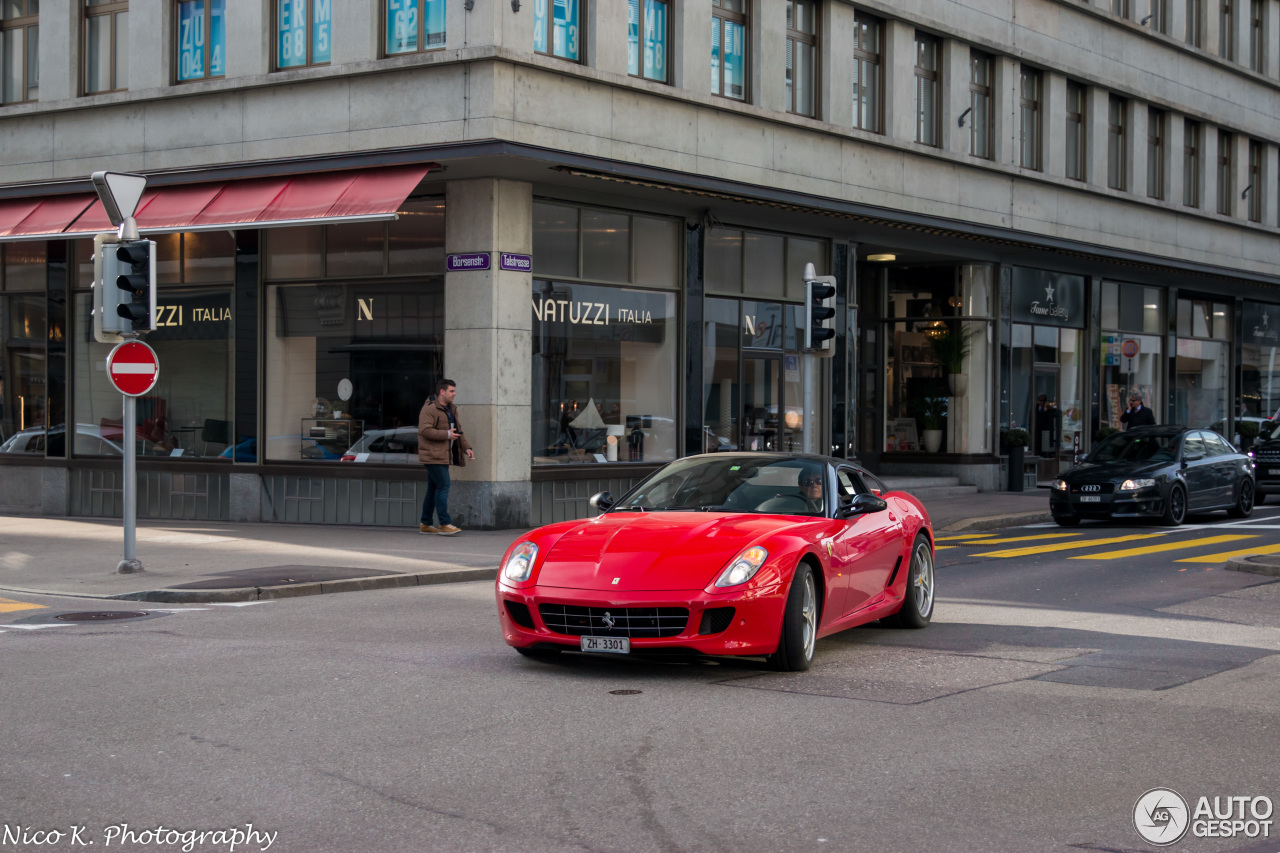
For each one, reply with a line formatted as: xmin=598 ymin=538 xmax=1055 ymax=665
xmin=588 ymin=491 xmax=614 ymax=511
xmin=1183 ymin=453 xmax=1204 ymax=464
xmin=837 ymin=493 xmax=888 ymax=518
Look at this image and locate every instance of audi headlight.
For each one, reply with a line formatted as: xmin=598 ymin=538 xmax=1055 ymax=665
xmin=1119 ymin=478 xmax=1156 ymax=491
xmin=1052 ymin=479 xmax=1068 ymax=491
xmin=502 ymin=541 xmax=538 ymax=582
xmin=714 ymin=546 xmax=769 ymax=588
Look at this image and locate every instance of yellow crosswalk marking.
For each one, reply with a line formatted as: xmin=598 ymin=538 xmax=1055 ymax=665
xmin=1176 ymin=542 xmax=1280 ymax=563
xmin=934 ymin=545 xmax=957 ymax=550
xmin=934 ymin=533 xmax=996 ymax=541
xmin=1069 ymin=534 xmax=1257 ymax=560
xmin=954 ymin=533 xmax=1082 ymax=545
xmin=0 ymin=596 xmax=46 ymax=613
xmin=974 ymin=534 xmax=1163 ymax=558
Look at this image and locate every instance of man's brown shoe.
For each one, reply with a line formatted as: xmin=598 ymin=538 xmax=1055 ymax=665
xmin=420 ymin=524 xmax=439 ymax=534
xmin=436 ymin=524 xmax=462 ymax=536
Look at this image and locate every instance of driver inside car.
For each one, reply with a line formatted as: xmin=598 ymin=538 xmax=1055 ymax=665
xmin=799 ymin=468 xmax=824 ymax=513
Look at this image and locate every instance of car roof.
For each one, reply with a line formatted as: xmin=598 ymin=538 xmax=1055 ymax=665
xmin=681 ymin=451 xmax=873 ymax=474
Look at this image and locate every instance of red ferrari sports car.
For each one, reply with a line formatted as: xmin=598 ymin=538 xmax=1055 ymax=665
xmin=495 ymin=453 xmax=935 ymax=671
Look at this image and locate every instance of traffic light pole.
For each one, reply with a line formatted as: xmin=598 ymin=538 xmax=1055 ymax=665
xmin=116 ymin=213 xmax=144 ymax=573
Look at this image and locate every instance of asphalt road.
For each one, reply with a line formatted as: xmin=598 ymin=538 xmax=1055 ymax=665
xmin=3 ymin=508 xmax=1280 ymax=853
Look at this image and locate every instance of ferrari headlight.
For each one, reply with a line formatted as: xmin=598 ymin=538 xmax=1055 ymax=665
xmin=502 ymin=541 xmax=538 ymax=582
xmin=1051 ymin=479 xmax=1068 ymax=491
xmin=715 ymin=546 xmax=769 ymax=588
xmin=1119 ymin=478 xmax=1156 ymax=491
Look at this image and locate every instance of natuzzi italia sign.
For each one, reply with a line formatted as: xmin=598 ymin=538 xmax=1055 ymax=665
xmin=1011 ymin=268 xmax=1085 ymax=329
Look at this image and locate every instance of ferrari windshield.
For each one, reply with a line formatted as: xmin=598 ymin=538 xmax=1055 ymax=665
xmin=1086 ymin=432 xmax=1179 ymax=464
xmin=614 ymin=456 xmax=828 ymax=516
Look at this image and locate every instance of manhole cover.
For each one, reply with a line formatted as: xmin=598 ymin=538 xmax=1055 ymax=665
xmin=54 ymin=611 xmax=149 ymax=622
xmin=609 ymin=689 xmax=643 ymax=695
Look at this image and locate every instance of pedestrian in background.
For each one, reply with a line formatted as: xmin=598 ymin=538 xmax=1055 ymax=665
xmin=1120 ymin=392 xmax=1156 ymax=429
xmin=418 ymin=378 xmax=474 ymax=535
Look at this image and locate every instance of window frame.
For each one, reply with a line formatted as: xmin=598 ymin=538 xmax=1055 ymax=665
xmin=1019 ymin=66 xmax=1041 ymax=171
xmin=83 ymin=0 xmax=128 ymax=94
xmin=851 ymin=11 xmax=882 ymax=133
xmin=913 ymin=31 xmax=940 ymax=148
xmin=1220 ymin=0 xmax=1234 ymax=59
xmin=1218 ymin=129 xmax=1234 ymax=215
xmin=1249 ymin=0 xmax=1263 ymax=70
xmin=1151 ymin=0 xmax=1169 ymax=33
xmin=1187 ymin=0 xmax=1203 ymax=47
xmin=626 ymin=0 xmax=671 ymax=83
xmin=384 ymin=0 xmax=447 ymax=58
xmin=785 ymin=0 xmax=819 ymax=118
xmin=534 ymin=0 xmax=584 ymax=63
xmin=1184 ymin=119 xmax=1201 ymax=208
xmin=1065 ymin=81 xmax=1085 ymax=181
xmin=173 ymin=0 xmax=226 ymax=83
xmin=711 ymin=0 xmax=748 ymax=101
xmin=1147 ymin=107 xmax=1165 ymax=200
xmin=1 ymin=0 xmax=38 ymax=104
xmin=1107 ymin=96 xmax=1127 ymax=191
xmin=1111 ymin=0 xmax=1131 ymax=18
xmin=968 ymin=50 xmax=992 ymax=160
xmin=274 ymin=0 xmax=332 ymax=69
xmin=1248 ymin=139 xmax=1263 ymax=222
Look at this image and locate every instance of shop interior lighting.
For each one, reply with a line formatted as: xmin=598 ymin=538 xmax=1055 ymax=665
xmin=867 ymin=253 xmax=896 ymax=262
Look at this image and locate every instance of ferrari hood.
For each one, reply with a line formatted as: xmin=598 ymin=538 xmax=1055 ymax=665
xmin=535 ymin=512 xmax=805 ymax=592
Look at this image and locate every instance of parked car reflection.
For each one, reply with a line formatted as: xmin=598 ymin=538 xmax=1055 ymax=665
xmin=340 ymin=427 xmax=419 ymax=464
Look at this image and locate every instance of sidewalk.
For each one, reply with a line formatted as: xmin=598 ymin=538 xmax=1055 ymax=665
xmin=0 ymin=488 xmax=1051 ymax=604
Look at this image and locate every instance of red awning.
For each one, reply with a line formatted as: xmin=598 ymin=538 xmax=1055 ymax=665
xmin=4 ymin=164 xmax=433 ymax=241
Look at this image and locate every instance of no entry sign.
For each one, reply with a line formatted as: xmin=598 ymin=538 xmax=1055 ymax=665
xmin=106 ymin=341 xmax=160 ymax=397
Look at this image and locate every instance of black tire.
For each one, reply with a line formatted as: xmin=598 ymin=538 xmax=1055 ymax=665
xmin=1228 ymin=479 xmax=1256 ymax=518
xmin=1161 ymin=483 xmax=1187 ymax=526
xmin=886 ymin=534 xmax=935 ymax=629
xmin=515 ymin=646 xmax=562 ymax=659
xmin=1257 ymin=489 xmax=1267 ymax=506
xmin=768 ymin=562 xmax=819 ymax=672
xmin=1054 ymin=515 xmax=1081 ymax=527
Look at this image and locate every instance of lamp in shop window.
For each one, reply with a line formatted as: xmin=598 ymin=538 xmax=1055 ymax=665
xmin=924 ymin=319 xmax=948 ymax=339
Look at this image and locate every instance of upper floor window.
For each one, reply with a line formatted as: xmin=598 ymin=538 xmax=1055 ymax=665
xmin=277 ymin=0 xmax=331 ymax=68
xmin=1151 ymin=0 xmax=1169 ymax=33
xmin=534 ymin=0 xmax=581 ymax=62
xmin=386 ymin=0 xmax=445 ymax=56
xmin=1186 ymin=0 xmax=1203 ymax=47
xmin=84 ymin=0 xmax=127 ymax=94
xmin=1248 ymin=139 xmax=1263 ymax=221
xmin=1148 ymin=108 xmax=1165 ymax=200
xmin=1065 ymin=81 xmax=1085 ymax=181
xmin=913 ymin=32 xmax=939 ymax=147
xmin=1108 ymin=96 xmax=1127 ymax=190
xmin=627 ymin=0 xmax=669 ymax=82
xmin=1111 ymin=0 xmax=1130 ymax=17
xmin=1019 ymin=67 xmax=1041 ymax=170
xmin=1 ymin=0 xmax=38 ymax=104
xmin=711 ymin=0 xmax=746 ymax=101
xmin=851 ymin=12 xmax=881 ymax=133
xmin=1184 ymin=119 xmax=1201 ymax=207
xmin=968 ymin=51 xmax=992 ymax=159
xmin=175 ymin=0 xmax=225 ymax=81
xmin=1219 ymin=0 xmax=1234 ymax=59
xmin=785 ymin=0 xmax=817 ymax=117
xmin=1218 ymin=129 xmax=1233 ymax=215
xmin=1249 ymin=0 xmax=1263 ymax=70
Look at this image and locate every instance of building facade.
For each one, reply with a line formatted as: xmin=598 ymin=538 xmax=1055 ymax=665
xmin=2 ymin=0 xmax=1280 ymax=527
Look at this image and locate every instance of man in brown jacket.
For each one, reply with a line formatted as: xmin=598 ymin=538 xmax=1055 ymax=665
xmin=418 ymin=378 xmax=474 ymax=535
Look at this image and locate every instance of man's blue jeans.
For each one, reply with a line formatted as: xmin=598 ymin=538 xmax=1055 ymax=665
xmin=421 ymin=464 xmax=451 ymax=526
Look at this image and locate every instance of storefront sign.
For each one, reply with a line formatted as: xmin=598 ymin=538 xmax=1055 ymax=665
xmin=532 ymin=282 xmax=668 ymax=344
xmin=500 ymin=253 xmax=532 ymax=272
xmin=446 ymin=253 xmax=491 ymax=272
xmin=136 ymin=292 xmax=232 ymax=342
xmin=1243 ymin=301 xmax=1280 ymax=345
xmin=1011 ymin=268 xmax=1085 ymax=328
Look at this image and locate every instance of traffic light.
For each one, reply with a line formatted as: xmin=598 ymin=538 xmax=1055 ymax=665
xmin=804 ymin=278 xmax=836 ymax=351
xmin=115 ymin=240 xmax=156 ymax=333
xmin=92 ymin=233 xmax=127 ymax=343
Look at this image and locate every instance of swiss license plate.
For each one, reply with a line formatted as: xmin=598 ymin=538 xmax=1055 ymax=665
xmin=580 ymin=636 xmax=630 ymax=654
xmin=1269 ymin=469 xmax=1280 ymax=475
xmin=1080 ymin=495 xmax=1102 ymax=503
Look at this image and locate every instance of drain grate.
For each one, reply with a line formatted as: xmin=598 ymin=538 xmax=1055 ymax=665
xmin=609 ymin=689 xmax=643 ymax=696
xmin=54 ymin=611 xmax=149 ymax=622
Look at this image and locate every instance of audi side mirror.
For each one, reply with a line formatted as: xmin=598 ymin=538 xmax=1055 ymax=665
xmin=1183 ymin=452 xmax=1204 ymax=464
xmin=837 ymin=493 xmax=888 ymax=519
xmin=588 ymin=491 xmax=614 ymax=511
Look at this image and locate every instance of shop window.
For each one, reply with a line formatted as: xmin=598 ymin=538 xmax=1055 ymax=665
xmin=627 ymin=0 xmax=669 ymax=83
xmin=0 ymin=246 xmax=47 ymax=455
xmin=1065 ymin=81 xmax=1085 ymax=181
xmin=968 ymin=51 xmax=992 ymax=160
xmin=711 ymin=0 xmax=747 ymax=100
xmin=175 ymin=0 xmax=225 ymax=81
xmin=1241 ymin=301 xmax=1280 ymax=421
xmin=276 ymin=0 xmax=331 ymax=69
xmin=1 ymin=0 xmax=38 ymax=103
xmin=1174 ymin=296 xmax=1231 ymax=431
xmin=1099 ymin=281 xmax=1164 ymax=436
xmin=264 ymin=199 xmax=445 ymax=280
xmin=914 ymin=32 xmax=939 ymax=147
xmin=385 ymin=0 xmax=445 ymax=55
xmin=786 ymin=0 xmax=818 ymax=118
xmin=84 ymin=0 xmax=127 ymax=93
xmin=705 ymin=226 xmax=828 ymax=303
xmin=532 ymin=202 xmax=680 ymax=289
xmin=1019 ymin=67 xmax=1041 ymax=171
xmin=852 ymin=13 xmax=882 ymax=133
xmin=534 ymin=0 xmax=582 ymax=62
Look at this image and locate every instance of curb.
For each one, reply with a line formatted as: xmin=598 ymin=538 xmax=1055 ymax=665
xmin=937 ymin=511 xmax=1055 ymax=534
xmin=1225 ymin=556 xmax=1280 ymax=578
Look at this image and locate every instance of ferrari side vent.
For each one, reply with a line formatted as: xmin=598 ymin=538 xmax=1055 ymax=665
xmin=505 ymin=600 xmax=535 ymax=629
xmin=698 ymin=607 xmax=736 ymax=635
xmin=538 ymin=604 xmax=689 ymax=638
xmin=886 ymin=556 xmax=903 ymax=587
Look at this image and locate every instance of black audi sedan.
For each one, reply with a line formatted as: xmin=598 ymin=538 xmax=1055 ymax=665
xmin=1050 ymin=426 xmax=1255 ymax=526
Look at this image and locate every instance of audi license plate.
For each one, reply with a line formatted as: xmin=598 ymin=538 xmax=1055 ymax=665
xmin=1270 ymin=469 xmax=1280 ymax=475
xmin=1080 ymin=495 xmax=1102 ymax=503
xmin=580 ymin=636 xmax=630 ymax=654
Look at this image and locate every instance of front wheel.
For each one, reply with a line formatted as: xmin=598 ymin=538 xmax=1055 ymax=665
xmin=1161 ymin=483 xmax=1187 ymax=526
xmin=768 ymin=563 xmax=819 ymax=672
xmin=1228 ymin=479 xmax=1256 ymax=518
xmin=886 ymin=534 xmax=935 ymax=629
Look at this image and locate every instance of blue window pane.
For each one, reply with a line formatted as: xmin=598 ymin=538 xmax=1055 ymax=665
xmin=723 ymin=20 xmax=745 ymax=99
xmin=711 ymin=19 xmax=721 ymax=92
xmin=627 ymin=0 xmax=640 ymax=75
xmin=533 ymin=0 xmax=548 ymax=52
xmin=644 ymin=0 xmax=667 ymax=81
xmin=176 ymin=0 xmax=205 ymax=81
xmin=278 ymin=0 xmax=306 ymax=67
xmin=424 ymin=0 xmax=444 ymax=47
xmin=209 ymin=0 xmax=225 ymax=76
xmin=552 ymin=0 xmax=579 ymax=60
xmin=386 ymin=0 xmax=418 ymax=55
xmin=313 ymin=0 xmax=331 ymax=63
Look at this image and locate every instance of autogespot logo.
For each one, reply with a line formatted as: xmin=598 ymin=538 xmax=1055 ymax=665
xmin=1134 ymin=788 xmax=1191 ymax=846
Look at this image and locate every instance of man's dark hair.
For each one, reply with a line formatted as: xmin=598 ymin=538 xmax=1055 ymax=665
xmin=436 ymin=379 xmax=456 ymax=395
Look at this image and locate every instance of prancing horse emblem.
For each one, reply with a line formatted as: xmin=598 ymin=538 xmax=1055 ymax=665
xmin=602 ymin=612 xmax=615 ymax=629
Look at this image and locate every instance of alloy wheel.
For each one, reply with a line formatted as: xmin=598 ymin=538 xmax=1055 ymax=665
xmin=800 ymin=571 xmax=817 ymax=661
xmin=913 ymin=541 xmax=935 ymax=617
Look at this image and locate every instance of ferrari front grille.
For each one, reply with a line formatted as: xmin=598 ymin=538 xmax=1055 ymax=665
xmin=538 ymin=604 xmax=689 ymax=638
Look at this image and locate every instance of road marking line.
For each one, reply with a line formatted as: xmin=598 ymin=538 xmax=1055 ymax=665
xmin=1068 ymin=534 xmax=1257 ymax=560
xmin=933 ymin=533 xmax=996 ymax=541
xmin=0 ymin=597 xmax=46 ymax=613
xmin=1176 ymin=542 xmax=1280 ymax=563
xmin=973 ymin=534 xmax=1163 ymax=558
xmin=934 ymin=545 xmax=957 ymax=550
xmin=953 ymin=533 xmax=1082 ymax=545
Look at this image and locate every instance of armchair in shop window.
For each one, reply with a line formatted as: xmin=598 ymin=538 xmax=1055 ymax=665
xmin=201 ymin=418 xmax=232 ymax=455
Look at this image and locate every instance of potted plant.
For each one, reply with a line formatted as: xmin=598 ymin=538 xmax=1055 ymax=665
xmin=919 ymin=395 xmax=947 ymax=453
xmin=1002 ymin=428 xmax=1030 ymax=492
xmin=929 ymin=326 xmax=976 ymax=397
xmin=1238 ymin=419 xmax=1260 ymax=452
